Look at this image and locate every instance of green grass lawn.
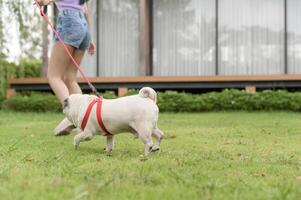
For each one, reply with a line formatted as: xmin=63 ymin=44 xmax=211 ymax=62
xmin=1 ymin=111 xmax=301 ymax=200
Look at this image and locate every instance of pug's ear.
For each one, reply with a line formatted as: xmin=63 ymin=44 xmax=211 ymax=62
xmin=63 ymin=98 xmax=69 ymax=110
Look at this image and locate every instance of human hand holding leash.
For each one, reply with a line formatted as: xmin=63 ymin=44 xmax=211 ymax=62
xmin=88 ymin=41 xmax=96 ymax=55
xmin=36 ymin=0 xmax=55 ymax=6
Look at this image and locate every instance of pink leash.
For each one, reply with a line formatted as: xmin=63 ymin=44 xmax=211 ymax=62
xmin=33 ymin=0 xmax=98 ymax=94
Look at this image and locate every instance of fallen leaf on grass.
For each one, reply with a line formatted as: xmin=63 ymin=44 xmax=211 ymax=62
xmin=25 ymin=158 xmax=34 ymax=162
xmin=51 ymin=177 xmax=64 ymax=185
xmin=170 ymin=134 xmax=177 ymax=139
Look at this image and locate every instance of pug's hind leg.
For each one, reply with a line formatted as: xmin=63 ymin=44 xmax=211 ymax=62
xmin=151 ymin=127 xmax=164 ymax=152
xmin=138 ymin=129 xmax=153 ymax=156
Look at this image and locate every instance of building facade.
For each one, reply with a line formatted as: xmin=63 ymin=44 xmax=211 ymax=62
xmin=81 ymin=0 xmax=301 ymax=78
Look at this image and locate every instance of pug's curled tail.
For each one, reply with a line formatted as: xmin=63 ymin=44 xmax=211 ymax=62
xmin=139 ymin=87 xmax=157 ymax=103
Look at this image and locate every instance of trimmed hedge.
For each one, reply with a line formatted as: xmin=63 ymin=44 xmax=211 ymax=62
xmin=3 ymin=89 xmax=301 ymax=112
xmin=0 ymin=60 xmax=18 ymax=100
xmin=2 ymin=92 xmax=61 ymax=112
xmin=0 ymin=97 xmax=4 ymax=108
xmin=157 ymin=89 xmax=301 ymax=112
xmin=1 ymin=91 xmax=118 ymax=112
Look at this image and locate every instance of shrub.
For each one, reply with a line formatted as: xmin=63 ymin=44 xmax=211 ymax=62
xmin=0 ymin=60 xmax=18 ymax=100
xmin=18 ymin=59 xmax=42 ymax=78
xmin=0 ymin=96 xmax=4 ymax=108
xmin=157 ymin=89 xmax=301 ymax=112
xmin=2 ymin=92 xmax=61 ymax=112
xmin=0 ymin=58 xmax=42 ymax=102
xmin=99 ymin=91 xmax=117 ymax=99
xmin=125 ymin=89 xmax=139 ymax=96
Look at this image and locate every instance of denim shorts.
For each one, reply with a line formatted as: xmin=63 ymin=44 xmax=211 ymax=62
xmin=55 ymin=10 xmax=90 ymax=50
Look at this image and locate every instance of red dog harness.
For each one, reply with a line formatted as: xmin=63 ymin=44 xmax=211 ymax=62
xmin=81 ymin=97 xmax=111 ymax=135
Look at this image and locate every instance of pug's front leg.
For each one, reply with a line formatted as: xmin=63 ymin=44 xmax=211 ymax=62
xmin=105 ymin=135 xmax=114 ymax=153
xmin=73 ymin=130 xmax=94 ymax=149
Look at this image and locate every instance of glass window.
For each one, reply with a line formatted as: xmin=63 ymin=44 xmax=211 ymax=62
xmin=219 ymin=0 xmax=285 ymax=75
xmin=98 ymin=0 xmax=139 ymax=77
xmin=287 ymin=0 xmax=301 ymax=74
xmin=81 ymin=0 xmax=98 ymax=76
xmin=153 ymin=0 xmax=216 ymax=76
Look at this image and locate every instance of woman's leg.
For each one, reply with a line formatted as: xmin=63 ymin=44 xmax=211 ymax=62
xmin=64 ymin=49 xmax=85 ymax=94
xmin=52 ymin=47 xmax=85 ymax=136
xmin=47 ymin=43 xmax=75 ymax=104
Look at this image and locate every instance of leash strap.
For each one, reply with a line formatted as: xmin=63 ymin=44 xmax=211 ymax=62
xmin=81 ymin=97 xmax=111 ymax=135
xmin=96 ymin=97 xmax=111 ymax=135
xmin=34 ymin=0 xmax=98 ymax=94
xmin=81 ymin=99 xmax=97 ymax=130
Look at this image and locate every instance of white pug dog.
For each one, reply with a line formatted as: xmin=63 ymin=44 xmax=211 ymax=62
xmin=61 ymin=87 xmax=164 ymax=155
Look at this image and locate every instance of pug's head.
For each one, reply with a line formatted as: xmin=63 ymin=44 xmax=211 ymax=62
xmin=63 ymin=94 xmax=98 ymax=125
xmin=63 ymin=94 xmax=83 ymax=122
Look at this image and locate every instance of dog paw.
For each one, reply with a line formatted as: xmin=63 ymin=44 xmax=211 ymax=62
xmin=103 ymin=147 xmax=112 ymax=152
xmin=73 ymin=139 xmax=79 ymax=150
xmin=151 ymin=145 xmax=160 ymax=152
xmin=139 ymin=154 xmax=148 ymax=161
xmin=103 ymin=147 xmax=113 ymax=155
xmin=106 ymin=151 xmax=113 ymax=157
